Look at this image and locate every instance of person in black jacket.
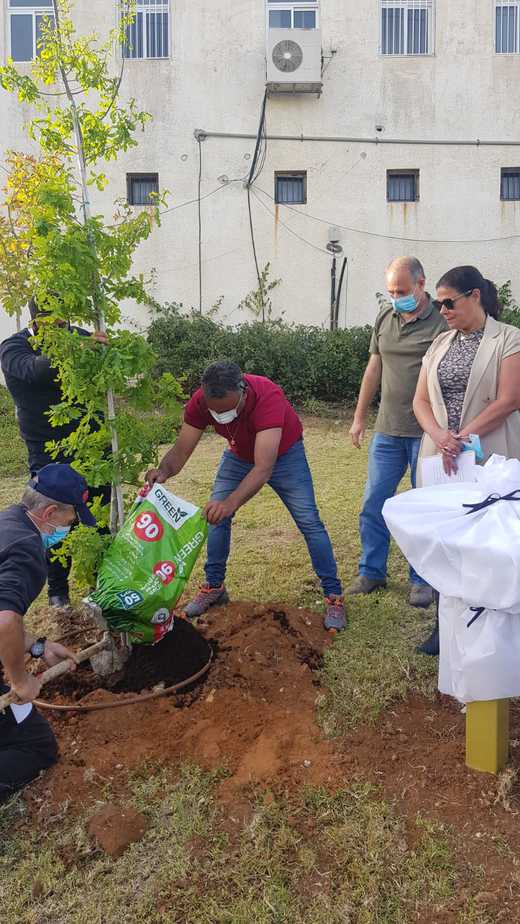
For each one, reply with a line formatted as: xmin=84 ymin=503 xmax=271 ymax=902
xmin=0 ymin=297 xmax=110 ymax=608
xmin=0 ymin=463 xmax=97 ymax=802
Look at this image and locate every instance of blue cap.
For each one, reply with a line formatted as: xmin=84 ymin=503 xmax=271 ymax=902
xmin=30 ymin=464 xmax=97 ymax=527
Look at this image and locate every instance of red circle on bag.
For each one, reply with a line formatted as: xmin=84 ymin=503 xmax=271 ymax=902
xmin=153 ymin=560 xmax=176 ymax=584
xmin=133 ymin=511 xmax=164 ymax=542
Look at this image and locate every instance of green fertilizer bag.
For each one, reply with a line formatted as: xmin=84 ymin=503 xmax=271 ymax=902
xmin=88 ymin=484 xmax=208 ymax=644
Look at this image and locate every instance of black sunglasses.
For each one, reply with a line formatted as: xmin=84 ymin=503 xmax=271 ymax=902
xmin=432 ymin=290 xmax=473 ymax=311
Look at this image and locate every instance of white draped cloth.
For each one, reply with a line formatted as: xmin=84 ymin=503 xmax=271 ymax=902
xmin=383 ymin=456 xmax=520 ymax=702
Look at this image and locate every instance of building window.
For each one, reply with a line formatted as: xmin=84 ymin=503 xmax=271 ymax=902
xmin=8 ymin=0 xmax=54 ymax=63
xmin=496 ymin=2 xmax=520 ymax=53
xmin=380 ymin=0 xmax=433 ymax=55
xmin=122 ymin=1 xmax=170 ymax=59
xmin=267 ymin=1 xmax=318 ymax=30
xmin=501 ymin=169 xmax=520 ymax=200
xmin=127 ymin=173 xmax=159 ymax=206
xmin=387 ymin=170 xmax=419 ymax=202
xmin=275 ymin=172 xmax=307 ymax=204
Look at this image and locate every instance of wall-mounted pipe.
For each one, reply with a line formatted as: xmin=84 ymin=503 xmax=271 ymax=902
xmin=195 ymin=129 xmax=520 ymax=148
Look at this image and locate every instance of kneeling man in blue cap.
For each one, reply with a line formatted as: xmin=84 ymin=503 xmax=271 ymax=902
xmin=0 ymin=463 xmax=97 ymax=803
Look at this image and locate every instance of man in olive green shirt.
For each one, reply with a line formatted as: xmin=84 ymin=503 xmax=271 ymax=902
xmin=348 ymin=256 xmax=447 ymax=607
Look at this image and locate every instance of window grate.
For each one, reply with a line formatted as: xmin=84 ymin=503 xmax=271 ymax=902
xmin=275 ymin=172 xmax=307 ymax=204
xmin=122 ymin=1 xmax=170 ymax=59
xmin=127 ymin=173 xmax=159 ymax=206
xmin=380 ymin=0 xmax=433 ymax=55
xmin=501 ymin=169 xmax=520 ymax=200
xmin=387 ymin=171 xmax=419 ymax=202
xmin=496 ymin=2 xmax=520 ymax=53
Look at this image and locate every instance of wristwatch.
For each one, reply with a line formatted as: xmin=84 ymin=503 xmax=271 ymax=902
xmin=29 ymin=637 xmax=47 ymax=659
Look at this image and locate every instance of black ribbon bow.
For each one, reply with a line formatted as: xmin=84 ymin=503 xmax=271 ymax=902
xmin=467 ymin=606 xmax=485 ymax=628
xmin=463 ymin=488 xmax=520 ymax=514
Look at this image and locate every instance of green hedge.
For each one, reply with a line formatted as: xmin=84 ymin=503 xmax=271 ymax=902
xmin=147 ymin=285 xmax=520 ymax=406
xmin=498 ymin=281 xmax=520 ymax=327
xmin=147 ymin=304 xmax=372 ymax=404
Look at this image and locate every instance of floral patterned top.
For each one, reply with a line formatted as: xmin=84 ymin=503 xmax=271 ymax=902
xmin=437 ymin=329 xmax=485 ymax=432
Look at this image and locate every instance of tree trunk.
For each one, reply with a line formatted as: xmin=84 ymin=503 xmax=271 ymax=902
xmin=52 ymin=0 xmax=124 ymax=533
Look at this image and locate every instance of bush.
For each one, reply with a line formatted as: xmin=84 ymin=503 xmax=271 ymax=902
xmin=499 ymin=281 xmax=520 ymax=327
xmin=147 ymin=304 xmax=372 ymax=404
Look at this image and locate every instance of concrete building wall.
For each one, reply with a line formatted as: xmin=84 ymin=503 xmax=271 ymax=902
xmin=1 ymin=0 xmax=520 ymax=338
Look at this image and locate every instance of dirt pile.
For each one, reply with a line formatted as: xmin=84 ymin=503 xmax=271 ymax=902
xmin=31 ymin=602 xmax=335 ymax=812
xmin=87 ymin=804 xmax=148 ymax=858
xmin=26 ymin=603 xmax=520 ymax=868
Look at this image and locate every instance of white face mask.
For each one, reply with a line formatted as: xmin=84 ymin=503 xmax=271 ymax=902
xmin=209 ymin=407 xmax=239 ymax=425
xmin=208 ymin=389 xmax=244 ymax=425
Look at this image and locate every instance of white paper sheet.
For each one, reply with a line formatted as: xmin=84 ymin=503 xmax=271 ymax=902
xmin=421 ymin=451 xmax=478 ymax=487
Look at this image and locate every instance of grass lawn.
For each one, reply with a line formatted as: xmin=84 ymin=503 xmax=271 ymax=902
xmin=1 ymin=767 xmax=460 ymax=924
xmin=0 ymin=393 xmax=507 ymax=924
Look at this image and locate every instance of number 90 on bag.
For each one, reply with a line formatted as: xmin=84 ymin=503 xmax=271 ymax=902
xmin=133 ymin=511 xmax=164 ymax=542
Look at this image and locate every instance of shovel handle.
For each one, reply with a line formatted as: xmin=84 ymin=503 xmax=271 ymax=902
xmin=0 ymin=638 xmax=110 ymax=712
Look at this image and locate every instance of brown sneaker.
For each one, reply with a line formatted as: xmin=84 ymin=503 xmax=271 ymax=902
xmin=346 ymin=576 xmax=387 ymax=596
xmin=324 ymin=595 xmax=346 ymax=632
xmin=183 ymin=583 xmax=229 ymax=618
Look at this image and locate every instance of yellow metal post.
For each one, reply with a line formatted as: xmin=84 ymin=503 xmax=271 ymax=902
xmin=465 ymin=699 xmax=510 ymax=774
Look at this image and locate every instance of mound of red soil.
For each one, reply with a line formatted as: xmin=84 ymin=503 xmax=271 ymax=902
xmin=21 ymin=601 xmax=520 ymax=918
xmin=87 ymin=804 xmax=148 ymax=858
xmin=32 ymin=602 xmax=333 ymax=811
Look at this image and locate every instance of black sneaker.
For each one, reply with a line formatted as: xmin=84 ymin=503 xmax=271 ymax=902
xmin=417 ymin=621 xmax=439 ymax=656
xmin=49 ymin=594 xmax=71 ymax=609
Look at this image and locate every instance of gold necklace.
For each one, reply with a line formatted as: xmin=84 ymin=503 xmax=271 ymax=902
xmin=217 ymin=389 xmax=246 ymax=448
xmin=224 ymin=419 xmax=240 ymax=448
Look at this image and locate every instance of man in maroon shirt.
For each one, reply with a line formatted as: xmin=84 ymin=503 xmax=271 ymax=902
xmin=146 ymin=362 xmax=345 ymax=631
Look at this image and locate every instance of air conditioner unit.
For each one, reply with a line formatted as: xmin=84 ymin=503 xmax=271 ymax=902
xmin=266 ymin=28 xmax=322 ymax=95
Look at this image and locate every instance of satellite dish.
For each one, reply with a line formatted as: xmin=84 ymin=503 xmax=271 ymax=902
xmin=272 ymin=40 xmax=303 ymax=73
xmin=326 ymin=241 xmax=343 ymax=255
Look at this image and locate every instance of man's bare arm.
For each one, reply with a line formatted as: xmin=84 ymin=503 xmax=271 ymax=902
xmin=204 ymin=429 xmax=282 ymax=525
xmin=0 ymin=611 xmax=41 ymax=703
xmin=349 ymin=355 xmax=382 ymax=448
xmin=146 ymin=423 xmax=204 ymax=484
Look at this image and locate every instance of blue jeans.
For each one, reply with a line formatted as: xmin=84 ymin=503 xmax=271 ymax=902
xmin=359 ymin=432 xmax=427 ymax=586
xmin=205 ymin=439 xmax=342 ymax=597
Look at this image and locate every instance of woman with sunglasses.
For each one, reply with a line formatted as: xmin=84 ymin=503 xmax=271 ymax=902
xmin=414 ymin=265 xmax=520 ymax=475
xmin=412 ymin=265 xmax=520 ymax=654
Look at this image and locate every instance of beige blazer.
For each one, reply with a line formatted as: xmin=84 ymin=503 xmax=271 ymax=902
xmin=418 ymin=316 xmax=520 ymax=481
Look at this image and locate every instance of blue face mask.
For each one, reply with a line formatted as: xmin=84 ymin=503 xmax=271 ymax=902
xmin=390 ymin=293 xmax=418 ymax=314
xmin=42 ymin=525 xmax=71 ymax=550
